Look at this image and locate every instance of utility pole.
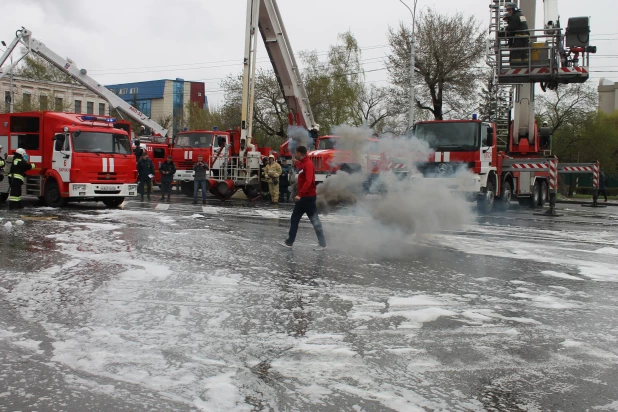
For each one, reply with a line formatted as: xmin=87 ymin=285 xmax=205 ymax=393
xmin=399 ymin=0 xmax=418 ymax=129
xmin=0 ymin=40 xmax=14 ymax=113
xmin=9 ymin=53 xmax=13 ymax=113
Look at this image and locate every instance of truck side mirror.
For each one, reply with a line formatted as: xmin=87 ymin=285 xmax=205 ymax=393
xmin=487 ymin=128 xmax=494 ymax=146
xmin=54 ymin=134 xmax=65 ymax=151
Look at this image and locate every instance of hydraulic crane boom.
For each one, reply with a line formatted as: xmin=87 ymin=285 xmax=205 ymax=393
xmin=258 ymin=0 xmax=317 ymax=132
xmin=239 ymin=0 xmax=318 ymax=158
xmin=0 ymin=28 xmax=168 ymax=137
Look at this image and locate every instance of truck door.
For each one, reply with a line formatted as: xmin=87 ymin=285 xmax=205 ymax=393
xmin=52 ymin=133 xmax=71 ymax=182
xmin=480 ymin=123 xmax=493 ymax=173
xmin=211 ymin=134 xmax=229 ymax=171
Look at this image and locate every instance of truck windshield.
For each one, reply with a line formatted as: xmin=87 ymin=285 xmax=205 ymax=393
xmin=72 ymin=132 xmax=132 ymax=154
xmin=317 ymin=138 xmax=335 ymax=150
xmin=175 ymin=133 xmax=213 ymax=148
xmin=415 ymin=122 xmax=480 ymax=151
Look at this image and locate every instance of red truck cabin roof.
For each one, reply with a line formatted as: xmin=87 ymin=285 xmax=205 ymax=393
xmin=0 ymin=111 xmax=131 ymax=171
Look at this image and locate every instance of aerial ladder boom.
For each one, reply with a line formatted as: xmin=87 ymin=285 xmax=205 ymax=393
xmin=0 ymin=28 xmax=169 ymax=137
xmin=239 ymin=0 xmax=318 ymax=158
xmin=257 ymin=0 xmax=317 ymax=133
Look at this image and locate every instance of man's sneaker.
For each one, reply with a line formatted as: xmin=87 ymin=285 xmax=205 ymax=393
xmin=277 ymin=240 xmax=293 ymax=248
xmin=203 ymin=200 xmax=206 ymax=204
xmin=192 ymin=200 xmax=198 ymax=205
xmin=313 ymin=245 xmax=327 ymax=251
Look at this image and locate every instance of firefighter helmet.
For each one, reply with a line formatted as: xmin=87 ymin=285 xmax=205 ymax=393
xmin=15 ymin=148 xmax=27 ymax=156
xmin=505 ymin=2 xmax=518 ymax=11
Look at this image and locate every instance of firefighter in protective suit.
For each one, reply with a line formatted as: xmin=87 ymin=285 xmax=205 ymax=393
xmin=8 ymin=148 xmax=35 ymax=210
xmin=504 ymin=2 xmax=530 ymax=67
xmin=263 ymin=154 xmax=282 ymax=203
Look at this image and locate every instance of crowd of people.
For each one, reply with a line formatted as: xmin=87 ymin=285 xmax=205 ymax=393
xmin=131 ymin=138 xmax=295 ymax=204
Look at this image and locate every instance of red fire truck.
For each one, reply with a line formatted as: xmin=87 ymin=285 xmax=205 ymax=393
xmin=0 ymin=112 xmax=137 ymax=207
xmin=307 ymin=135 xmax=386 ymax=187
xmin=170 ymin=128 xmax=275 ymax=197
xmin=407 ymin=0 xmax=597 ymax=214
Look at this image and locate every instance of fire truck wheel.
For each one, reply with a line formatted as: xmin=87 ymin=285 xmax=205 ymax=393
xmin=496 ymin=181 xmax=512 ymax=210
xmin=180 ymin=182 xmax=193 ymax=197
xmin=539 ymin=181 xmax=548 ymax=207
xmin=242 ymin=185 xmax=261 ymax=200
xmin=477 ymin=181 xmax=495 ymax=214
xmin=102 ymin=197 xmax=125 ymax=208
xmin=530 ymin=181 xmax=541 ymax=208
xmin=44 ymin=179 xmax=68 ymax=207
xmin=0 ymin=193 xmax=7 ymax=203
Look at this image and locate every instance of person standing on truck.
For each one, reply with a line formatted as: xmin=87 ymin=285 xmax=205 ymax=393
xmin=8 ymin=148 xmax=34 ymax=210
xmin=137 ymin=151 xmax=155 ymax=202
xmin=159 ymin=155 xmax=176 ymax=202
xmin=263 ymin=154 xmax=282 ymax=204
xmin=193 ymin=154 xmax=209 ymax=205
xmin=504 ymin=2 xmax=530 ymax=67
xmin=278 ymin=146 xmax=327 ymax=251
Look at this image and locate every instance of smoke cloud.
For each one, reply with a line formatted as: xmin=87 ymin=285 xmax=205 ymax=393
xmin=287 ymin=126 xmax=314 ymax=154
xmin=311 ymin=125 xmax=475 ymax=257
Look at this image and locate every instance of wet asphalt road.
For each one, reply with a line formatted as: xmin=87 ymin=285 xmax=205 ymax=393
xmin=1 ymin=193 xmax=617 ymax=411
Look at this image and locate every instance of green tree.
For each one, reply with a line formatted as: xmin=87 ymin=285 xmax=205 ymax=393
xmin=219 ymin=31 xmax=369 ymax=149
xmin=387 ymin=9 xmax=486 ymax=120
xmin=301 ymin=31 xmax=365 ymax=133
xmin=15 ymin=54 xmax=75 ymax=83
xmin=553 ymin=111 xmax=618 ymax=175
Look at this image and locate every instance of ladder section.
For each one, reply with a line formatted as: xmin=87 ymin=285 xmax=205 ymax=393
xmin=258 ymin=0 xmax=317 ymax=131
xmin=487 ymin=0 xmax=514 ymax=151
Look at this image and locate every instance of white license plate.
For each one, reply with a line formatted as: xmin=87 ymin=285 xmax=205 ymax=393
xmin=100 ymin=185 xmax=117 ymax=191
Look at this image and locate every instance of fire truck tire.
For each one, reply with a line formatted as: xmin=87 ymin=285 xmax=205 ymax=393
xmin=102 ymin=197 xmax=124 ymax=208
xmin=539 ymin=181 xmax=548 ymax=206
xmin=530 ymin=181 xmax=541 ymax=208
xmin=0 ymin=193 xmax=7 ymax=203
xmin=477 ymin=181 xmax=495 ymax=214
xmin=496 ymin=181 xmax=512 ymax=210
xmin=180 ymin=182 xmax=193 ymax=197
xmin=44 ymin=179 xmax=68 ymax=207
xmin=242 ymin=185 xmax=261 ymax=200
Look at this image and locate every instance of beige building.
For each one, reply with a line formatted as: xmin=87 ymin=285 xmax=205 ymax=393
xmin=1 ymin=76 xmax=109 ymax=115
xmin=598 ymin=78 xmax=618 ymax=114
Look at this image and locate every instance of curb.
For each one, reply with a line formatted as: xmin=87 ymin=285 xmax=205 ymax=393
xmin=556 ymin=200 xmax=618 ymax=207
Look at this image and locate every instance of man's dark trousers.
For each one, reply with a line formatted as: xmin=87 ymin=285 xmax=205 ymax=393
xmin=287 ymin=196 xmax=326 ymax=247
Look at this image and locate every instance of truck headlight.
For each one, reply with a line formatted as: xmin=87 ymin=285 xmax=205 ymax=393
xmin=72 ymin=184 xmax=86 ymax=191
xmin=128 ymin=185 xmax=137 ymax=191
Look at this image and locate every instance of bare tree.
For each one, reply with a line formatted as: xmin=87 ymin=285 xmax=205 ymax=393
xmin=353 ymin=85 xmax=391 ymax=130
xmin=536 ymin=83 xmax=598 ymax=134
xmin=387 ymin=9 xmax=486 ymax=120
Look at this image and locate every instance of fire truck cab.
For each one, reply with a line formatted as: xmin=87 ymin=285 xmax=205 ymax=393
xmin=0 ymin=112 xmax=137 ymax=207
xmin=308 ymin=135 xmax=385 ymax=184
xmin=172 ymin=129 xmax=231 ymax=194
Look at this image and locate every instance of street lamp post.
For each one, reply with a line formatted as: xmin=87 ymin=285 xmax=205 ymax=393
xmin=398 ymin=0 xmax=417 ymax=129
xmin=0 ymin=40 xmax=14 ymax=113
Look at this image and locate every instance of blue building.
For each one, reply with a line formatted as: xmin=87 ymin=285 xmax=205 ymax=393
xmin=105 ymin=79 xmax=207 ymax=135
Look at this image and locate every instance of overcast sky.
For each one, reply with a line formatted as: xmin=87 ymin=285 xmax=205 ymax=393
xmin=1 ymin=0 xmax=615 ymax=108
